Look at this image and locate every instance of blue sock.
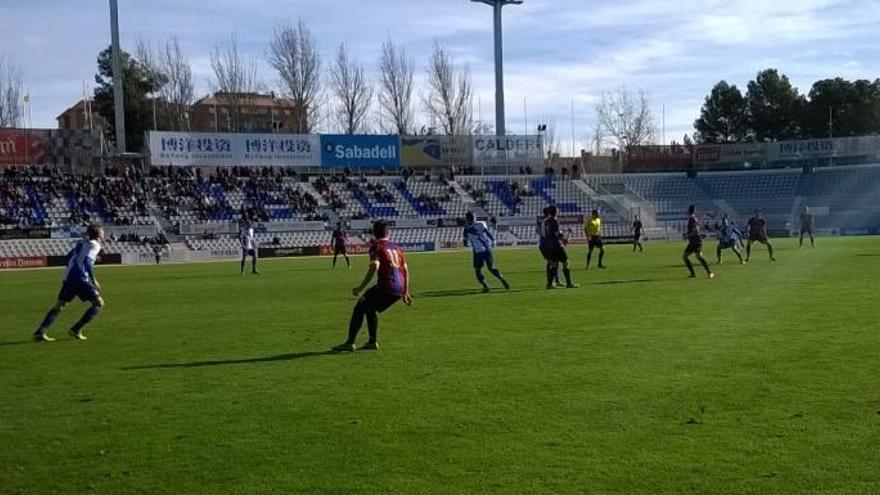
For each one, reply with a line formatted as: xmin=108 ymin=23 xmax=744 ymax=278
xmin=36 ymin=309 xmax=60 ymax=334
xmin=71 ymin=306 xmax=101 ymax=332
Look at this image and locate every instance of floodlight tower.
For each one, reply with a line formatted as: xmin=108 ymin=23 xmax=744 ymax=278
xmin=109 ymin=0 xmax=126 ymax=153
xmin=471 ymin=0 xmax=522 ymax=137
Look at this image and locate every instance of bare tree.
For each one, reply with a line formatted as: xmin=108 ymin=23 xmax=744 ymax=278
xmin=595 ymin=88 xmax=657 ymax=150
xmin=268 ymin=19 xmax=321 ymax=133
xmin=543 ymin=115 xmax=561 ymax=160
xmin=210 ymin=34 xmax=262 ymax=132
xmin=0 ymin=55 xmax=24 ymax=128
xmin=159 ymin=37 xmax=194 ymax=131
xmin=423 ymin=43 xmax=472 ymax=136
xmin=377 ymin=39 xmax=415 ymax=135
xmin=329 ymin=43 xmax=372 ymax=134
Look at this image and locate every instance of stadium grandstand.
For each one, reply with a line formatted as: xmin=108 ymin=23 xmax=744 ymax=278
xmin=3 ymin=158 xmax=880 ymax=266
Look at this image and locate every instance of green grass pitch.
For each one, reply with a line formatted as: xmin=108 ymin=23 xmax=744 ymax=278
xmin=1 ymin=237 xmax=879 ymax=494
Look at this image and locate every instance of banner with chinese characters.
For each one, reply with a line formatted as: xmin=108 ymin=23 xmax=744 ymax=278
xmin=148 ymin=131 xmax=320 ymax=167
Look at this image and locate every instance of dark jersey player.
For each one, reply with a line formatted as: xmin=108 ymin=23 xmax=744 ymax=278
xmin=540 ymin=206 xmax=577 ymax=289
xmin=632 ymin=217 xmax=644 ymax=252
xmin=683 ymin=205 xmax=714 ymax=279
xmin=799 ymin=206 xmax=815 ymax=248
xmin=332 ymin=221 xmax=412 ymax=352
xmin=330 ymin=222 xmax=351 ymax=268
xmin=33 ymin=224 xmax=106 ymax=342
xmin=538 ymin=208 xmax=561 ymax=287
xmin=746 ymin=209 xmax=776 ymax=262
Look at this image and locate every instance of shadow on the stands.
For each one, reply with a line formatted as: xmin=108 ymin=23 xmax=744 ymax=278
xmin=418 ymin=288 xmax=538 ymax=299
xmin=122 ymin=350 xmax=333 ymax=370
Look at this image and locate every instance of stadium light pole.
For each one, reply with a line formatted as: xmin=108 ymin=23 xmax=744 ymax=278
xmin=109 ymin=0 xmax=126 ymax=153
xmin=471 ymin=0 xmax=522 ymax=137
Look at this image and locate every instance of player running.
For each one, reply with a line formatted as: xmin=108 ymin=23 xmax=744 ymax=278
xmin=715 ymin=214 xmax=745 ymax=264
xmin=239 ymin=220 xmax=259 ymax=275
xmin=584 ymin=209 xmax=606 ymax=269
xmin=332 ymin=221 xmax=412 ymax=352
xmin=32 ymin=224 xmax=106 ymax=342
xmin=745 ymin=209 xmax=776 ymax=262
xmin=799 ymin=206 xmax=815 ymax=248
xmin=330 ymin=222 xmax=351 ymax=269
xmin=632 ymin=216 xmax=644 ymax=252
xmin=683 ymin=205 xmax=714 ymax=279
xmin=463 ymin=211 xmax=510 ymax=293
xmin=541 ymin=205 xmax=578 ymax=289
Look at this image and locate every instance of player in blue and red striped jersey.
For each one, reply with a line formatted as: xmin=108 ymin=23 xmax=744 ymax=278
xmin=332 ymin=221 xmax=412 ymax=352
xmin=330 ymin=222 xmax=350 ymax=269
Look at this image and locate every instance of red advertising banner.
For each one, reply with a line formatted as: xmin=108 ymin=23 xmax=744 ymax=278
xmin=0 ymin=129 xmax=50 ymax=166
xmin=0 ymin=256 xmax=48 ymax=269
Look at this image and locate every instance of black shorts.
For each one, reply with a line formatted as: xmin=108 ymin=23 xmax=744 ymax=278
xmin=360 ymin=286 xmax=400 ymax=314
xmin=545 ymin=246 xmax=568 ymax=263
xmin=633 ymin=234 xmax=641 ymax=242
xmin=58 ymin=280 xmax=100 ymax=304
xmin=242 ymin=248 xmax=257 ymax=257
xmin=684 ymin=241 xmax=703 ymax=255
xmin=800 ymin=227 xmax=813 ymax=235
xmin=588 ymin=236 xmax=603 ymax=249
xmin=749 ymin=235 xmax=769 ymax=244
xmin=334 ymin=244 xmax=347 ymax=255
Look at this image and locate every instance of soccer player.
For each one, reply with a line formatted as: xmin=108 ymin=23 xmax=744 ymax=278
xmin=683 ymin=205 xmax=714 ymax=279
xmin=540 ymin=205 xmax=578 ymax=289
xmin=584 ymin=209 xmax=606 ymax=269
xmin=632 ymin=216 xmax=644 ymax=252
xmin=799 ymin=206 xmax=815 ymax=248
xmin=537 ymin=208 xmax=561 ymax=286
xmin=330 ymin=222 xmax=351 ymax=269
xmin=239 ymin=220 xmax=259 ymax=275
xmin=463 ymin=211 xmax=510 ymax=293
xmin=332 ymin=221 xmax=412 ymax=352
xmin=715 ymin=214 xmax=745 ymax=264
xmin=32 ymin=224 xmax=106 ymax=342
xmin=746 ymin=209 xmax=776 ymax=262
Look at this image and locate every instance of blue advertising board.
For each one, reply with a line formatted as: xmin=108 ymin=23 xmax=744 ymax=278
xmin=320 ymin=135 xmax=400 ymax=168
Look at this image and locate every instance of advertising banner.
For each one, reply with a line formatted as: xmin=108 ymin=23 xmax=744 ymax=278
xmin=0 ymin=227 xmax=51 ymax=240
xmin=149 ymin=131 xmax=320 ymax=167
xmin=625 ymin=145 xmax=692 ymax=172
xmin=766 ymin=136 xmax=880 ymax=161
xmin=260 ymin=246 xmax=323 ymax=258
xmin=694 ymin=142 xmax=767 ymax=166
xmin=400 ymin=136 xmax=472 ymax=168
xmin=320 ymin=135 xmax=399 ymax=168
xmin=0 ymin=256 xmax=47 ymax=269
xmin=319 ymin=241 xmax=435 ymax=256
xmin=473 ymin=136 xmax=542 ymax=168
xmin=178 ymin=220 xmax=326 ymax=236
xmin=0 ymin=129 xmax=50 ymax=166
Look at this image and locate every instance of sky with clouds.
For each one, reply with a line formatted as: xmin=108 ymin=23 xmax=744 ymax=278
xmin=1 ymin=0 xmax=878 ymax=153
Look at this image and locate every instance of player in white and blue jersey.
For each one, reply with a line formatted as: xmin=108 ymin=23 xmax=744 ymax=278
xmin=715 ymin=214 xmax=745 ymax=264
xmin=463 ymin=211 xmax=510 ymax=293
xmin=239 ymin=221 xmax=259 ymax=275
xmin=33 ymin=224 xmax=106 ymax=342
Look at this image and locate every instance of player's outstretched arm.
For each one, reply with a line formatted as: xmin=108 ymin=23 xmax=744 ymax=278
xmin=402 ymin=263 xmax=412 ymax=306
xmin=352 ymin=260 xmax=378 ymax=297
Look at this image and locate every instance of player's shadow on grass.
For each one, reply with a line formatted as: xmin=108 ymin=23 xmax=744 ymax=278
xmin=855 ymin=253 xmax=880 ymax=257
xmin=123 ymin=350 xmax=333 ymax=370
xmin=418 ymin=288 xmax=538 ymax=299
xmin=590 ymin=278 xmax=656 ymax=286
xmin=0 ymin=340 xmax=39 ymax=347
